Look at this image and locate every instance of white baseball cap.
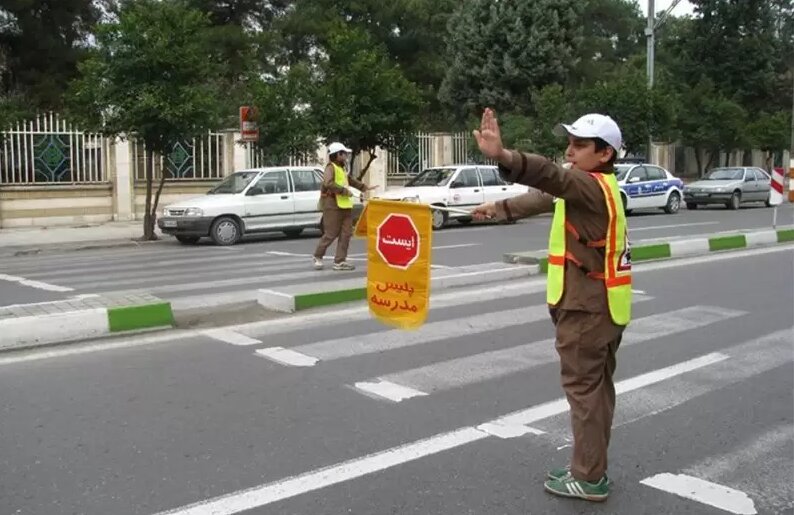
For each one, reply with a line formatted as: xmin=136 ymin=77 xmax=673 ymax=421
xmin=328 ymin=142 xmax=352 ymax=155
xmin=553 ymin=114 xmax=623 ymax=152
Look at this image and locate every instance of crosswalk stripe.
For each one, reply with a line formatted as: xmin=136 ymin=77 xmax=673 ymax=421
xmin=0 ymin=246 xmax=213 ymax=271
xmin=202 ymin=329 xmax=261 ymax=346
xmin=535 ymin=328 xmax=792 ymax=436
xmin=256 ymin=296 xmax=648 ymax=366
xmin=478 ymin=351 xmax=729 ymax=438
xmin=23 ymin=254 xmax=304 ymax=280
xmin=640 ymin=474 xmax=758 ymax=515
xmin=241 ymin=278 xmax=548 ymax=340
xmin=63 ymin=259 xmax=309 ymax=289
xmin=353 ymin=305 xmax=744 ymax=401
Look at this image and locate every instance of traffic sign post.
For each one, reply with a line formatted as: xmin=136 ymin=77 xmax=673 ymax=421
xmin=770 ymin=167 xmax=785 ymax=228
xmin=239 ymin=106 xmax=259 ymax=143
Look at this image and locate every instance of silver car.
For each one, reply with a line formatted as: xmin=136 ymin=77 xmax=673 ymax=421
xmin=683 ymin=167 xmax=773 ymax=210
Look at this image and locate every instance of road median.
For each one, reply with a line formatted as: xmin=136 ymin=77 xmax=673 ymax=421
xmin=0 ymin=293 xmax=174 ymax=352
xmin=503 ymin=226 xmax=794 ymax=271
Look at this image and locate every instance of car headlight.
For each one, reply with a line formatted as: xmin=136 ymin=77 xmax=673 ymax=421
xmin=184 ymin=207 xmax=204 ymax=217
xmin=402 ymin=196 xmax=421 ymax=203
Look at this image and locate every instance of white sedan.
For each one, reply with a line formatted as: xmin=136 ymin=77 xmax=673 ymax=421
xmin=375 ymin=164 xmax=528 ymax=229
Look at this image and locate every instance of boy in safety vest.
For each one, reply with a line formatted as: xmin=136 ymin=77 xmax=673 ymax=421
xmin=472 ymin=109 xmax=632 ymax=502
xmin=313 ymin=142 xmax=376 ymax=271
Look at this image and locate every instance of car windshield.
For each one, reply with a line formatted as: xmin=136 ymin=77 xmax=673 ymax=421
xmin=705 ymin=168 xmax=744 ymax=181
xmin=208 ymin=171 xmax=260 ymax=194
xmin=614 ymin=165 xmax=633 ymax=180
xmin=405 ymin=167 xmax=456 ymax=187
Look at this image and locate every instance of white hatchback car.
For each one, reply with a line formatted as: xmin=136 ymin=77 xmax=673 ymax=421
xmin=157 ymin=167 xmax=362 ymax=245
xmin=375 ymin=164 xmax=528 ymax=229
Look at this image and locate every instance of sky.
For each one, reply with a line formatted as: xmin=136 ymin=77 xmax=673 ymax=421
xmin=638 ymin=0 xmax=695 ymax=17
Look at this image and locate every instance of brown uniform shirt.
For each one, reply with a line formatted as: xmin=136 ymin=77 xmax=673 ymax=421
xmin=320 ymin=163 xmax=367 ymax=210
xmin=494 ymin=151 xmax=613 ymax=314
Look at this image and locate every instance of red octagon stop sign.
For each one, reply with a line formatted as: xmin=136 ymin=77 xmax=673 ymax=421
xmin=376 ymin=213 xmax=420 ymax=269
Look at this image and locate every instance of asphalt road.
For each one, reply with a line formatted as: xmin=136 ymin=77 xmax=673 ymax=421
xmin=0 ymin=203 xmax=791 ymax=308
xmin=0 ymin=245 xmax=791 ymax=515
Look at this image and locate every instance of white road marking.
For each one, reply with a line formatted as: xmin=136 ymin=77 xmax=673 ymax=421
xmin=353 ymin=380 xmax=428 ymax=402
xmin=153 ymin=427 xmax=488 ymax=515
xmin=0 ymin=273 xmax=73 ymax=292
xmin=535 ymin=328 xmax=792 ymax=436
xmin=431 ymin=243 xmax=482 ymax=250
xmin=202 ymin=329 xmax=261 ymax=346
xmin=254 ymin=347 xmax=318 ymax=367
xmin=631 ymin=221 xmax=720 ymax=232
xmin=354 ymin=304 xmax=739 ymax=400
xmin=640 ymin=474 xmax=757 ymax=515
xmin=479 ymin=352 xmax=728 ymax=438
xmin=266 ymin=251 xmax=311 ymax=257
xmin=153 ymin=351 xmax=728 ymax=515
xmin=277 ymin=304 xmax=555 ymax=364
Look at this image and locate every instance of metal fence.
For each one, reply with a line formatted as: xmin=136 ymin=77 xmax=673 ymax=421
xmin=132 ymin=132 xmax=226 ymax=181
xmin=0 ymin=113 xmax=109 ymax=185
xmin=245 ymin=143 xmax=324 ymax=169
xmin=386 ymin=132 xmax=433 ymax=177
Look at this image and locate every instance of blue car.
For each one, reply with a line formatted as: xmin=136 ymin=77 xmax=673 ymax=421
xmin=615 ymin=163 xmax=684 ymax=214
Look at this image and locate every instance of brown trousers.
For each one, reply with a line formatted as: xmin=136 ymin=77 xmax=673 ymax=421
xmin=551 ymin=308 xmax=624 ymax=482
xmin=313 ymin=207 xmax=353 ymax=263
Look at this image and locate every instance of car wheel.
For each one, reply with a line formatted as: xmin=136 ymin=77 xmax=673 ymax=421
xmin=621 ymin=194 xmax=630 ymax=213
xmin=664 ymin=192 xmax=681 ymax=214
xmin=431 ymin=207 xmax=447 ymax=230
xmin=283 ymin=228 xmax=304 ymax=238
xmin=686 ymin=202 xmax=698 ymax=210
xmin=727 ymin=191 xmax=741 ymax=210
xmin=175 ymin=235 xmax=200 ymax=245
xmin=210 ymin=216 xmax=241 ymax=246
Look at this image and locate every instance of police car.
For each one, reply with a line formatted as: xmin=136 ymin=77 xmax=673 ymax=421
xmin=615 ymin=163 xmax=684 ymax=214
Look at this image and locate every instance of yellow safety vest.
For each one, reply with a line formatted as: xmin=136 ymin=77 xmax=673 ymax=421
xmin=546 ymin=172 xmax=632 ymax=326
xmin=332 ymin=163 xmax=353 ymax=209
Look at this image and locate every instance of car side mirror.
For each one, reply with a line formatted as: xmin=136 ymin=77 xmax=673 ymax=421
xmin=247 ymin=187 xmax=263 ymax=196
xmin=628 ymin=176 xmax=640 ymax=184
xmin=450 ymin=181 xmax=463 ymax=189
xmin=744 ymin=177 xmax=753 ymax=182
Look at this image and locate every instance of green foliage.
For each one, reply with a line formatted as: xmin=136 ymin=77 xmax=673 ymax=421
xmin=439 ymin=0 xmax=583 ymax=117
xmin=310 ymin=25 xmax=424 ymax=179
xmin=0 ymin=0 xmax=100 ymax=109
xmin=249 ymin=63 xmax=319 ymax=165
xmin=67 ymin=0 xmax=228 ymax=238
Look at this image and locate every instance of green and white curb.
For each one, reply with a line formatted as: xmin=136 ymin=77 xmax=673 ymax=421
xmin=504 ymin=228 xmax=794 ymax=271
xmin=1 ymin=301 xmax=173 ymax=351
xmin=258 ymin=262 xmax=540 ymax=314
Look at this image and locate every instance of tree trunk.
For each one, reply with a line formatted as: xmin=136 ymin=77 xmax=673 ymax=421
xmin=142 ymin=153 xmax=155 ymax=240
xmin=150 ymin=172 xmax=167 ymax=237
xmin=724 ymin=150 xmax=730 ymax=167
xmin=356 ymin=151 xmax=377 ymax=182
xmin=694 ymin=147 xmax=704 ymax=177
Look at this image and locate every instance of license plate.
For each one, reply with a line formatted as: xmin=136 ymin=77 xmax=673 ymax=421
xmin=163 ymin=220 xmax=177 ymax=228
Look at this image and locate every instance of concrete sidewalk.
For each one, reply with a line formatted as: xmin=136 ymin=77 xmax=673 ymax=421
xmin=0 ymin=221 xmax=166 ymax=256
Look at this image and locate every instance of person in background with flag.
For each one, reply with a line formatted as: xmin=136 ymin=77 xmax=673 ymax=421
xmin=471 ymin=109 xmax=632 ymax=503
xmin=313 ymin=142 xmax=376 ymax=271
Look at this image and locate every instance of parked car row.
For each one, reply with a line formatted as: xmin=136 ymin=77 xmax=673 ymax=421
xmin=157 ymin=167 xmax=363 ymax=246
xmin=157 ymin=163 xmax=777 ymax=246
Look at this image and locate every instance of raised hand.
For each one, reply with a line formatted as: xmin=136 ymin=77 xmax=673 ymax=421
xmin=472 ymin=108 xmax=504 ymax=160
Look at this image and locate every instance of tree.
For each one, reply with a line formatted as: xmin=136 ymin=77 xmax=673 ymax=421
xmin=747 ymin=111 xmax=791 ymax=171
xmin=310 ymin=25 xmax=424 ymax=181
xmin=249 ymin=63 xmax=320 ymax=165
xmin=573 ymin=0 xmax=645 ymax=84
xmin=0 ymin=0 xmax=100 ymax=110
xmin=276 ymin=0 xmax=456 ymax=127
xmin=68 ymin=0 xmax=228 ymax=240
xmin=678 ymin=0 xmax=787 ymax=113
xmin=575 ymin=69 xmax=678 ymax=156
xmin=678 ymin=79 xmax=748 ymax=176
xmin=439 ymin=0 xmax=583 ymax=118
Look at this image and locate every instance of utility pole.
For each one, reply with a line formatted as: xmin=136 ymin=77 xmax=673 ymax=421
xmin=646 ymin=0 xmax=655 ymax=163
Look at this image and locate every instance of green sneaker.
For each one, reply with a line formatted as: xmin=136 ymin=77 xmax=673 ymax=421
xmin=544 ymin=474 xmax=610 ymax=502
xmin=547 ymin=466 xmax=611 ymax=485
